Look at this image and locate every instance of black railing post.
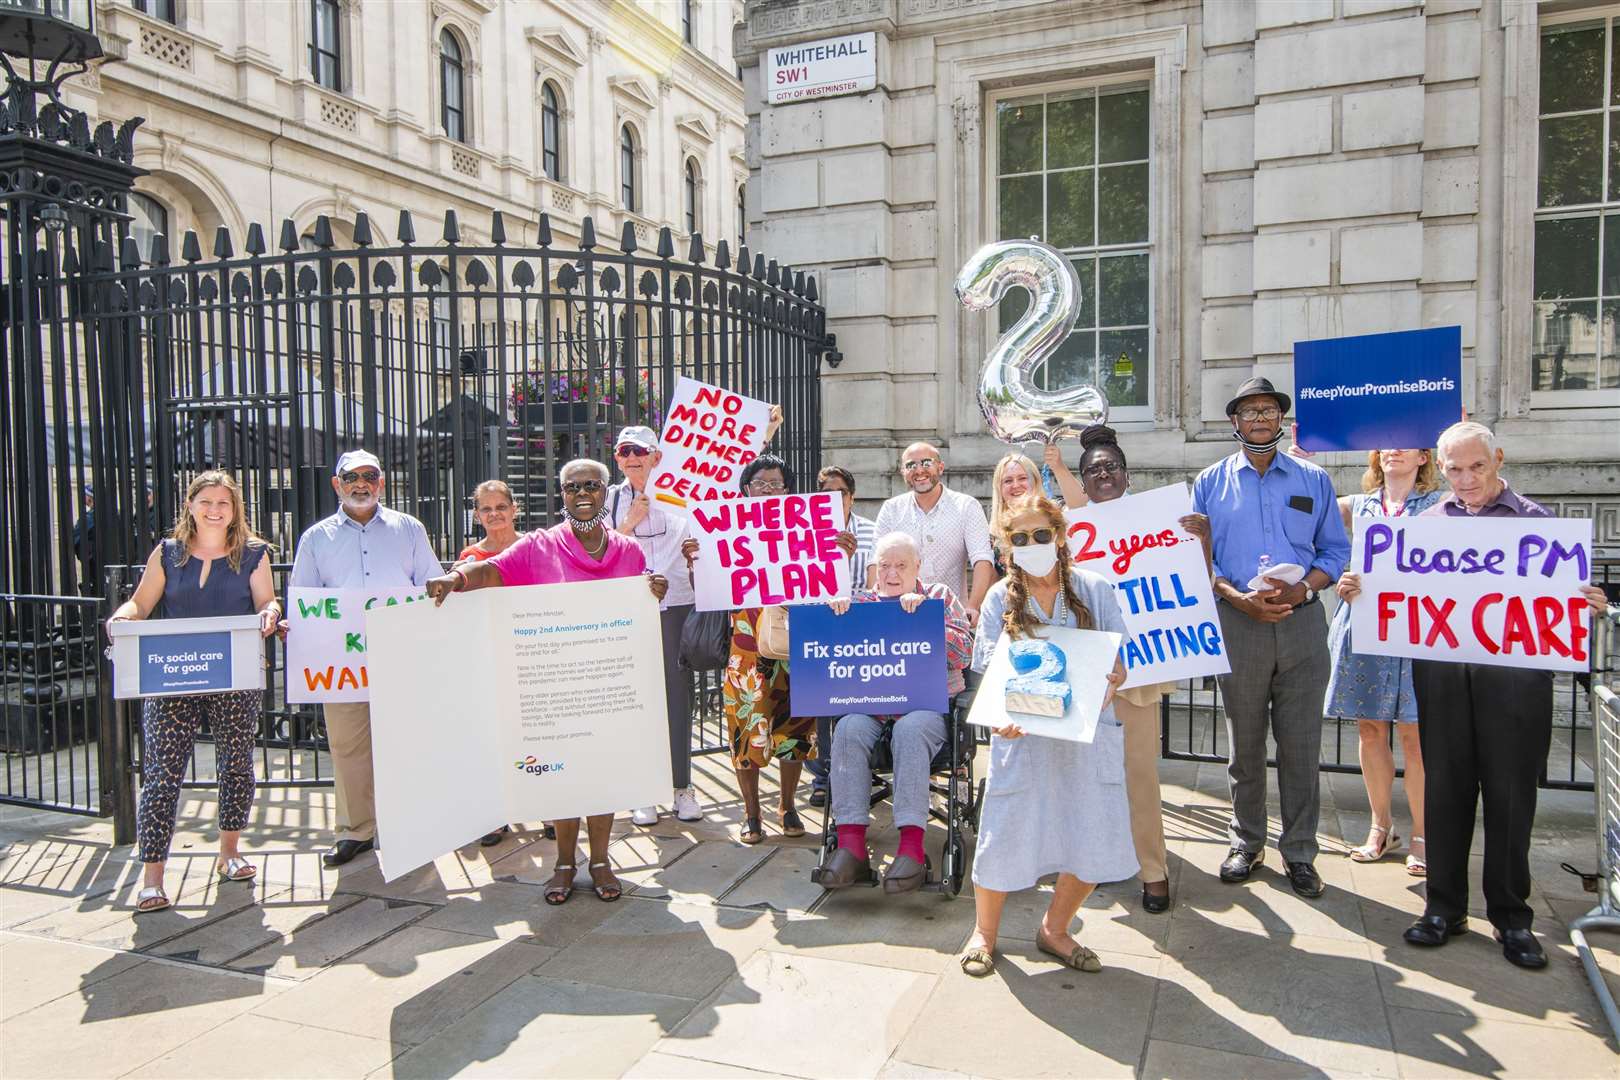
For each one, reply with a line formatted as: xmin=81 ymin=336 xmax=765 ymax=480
xmin=99 ymin=563 xmax=136 ymax=841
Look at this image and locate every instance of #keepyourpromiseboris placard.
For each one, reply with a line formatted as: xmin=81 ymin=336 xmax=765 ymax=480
xmin=788 ymin=600 xmax=949 ymax=716
xmin=645 ymin=376 xmax=772 ymax=514
xmin=690 ymin=491 xmax=850 ymax=611
xmin=1347 ymin=515 xmax=1595 ymax=672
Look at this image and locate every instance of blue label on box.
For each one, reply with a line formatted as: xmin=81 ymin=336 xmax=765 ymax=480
xmin=788 ymin=599 xmax=949 ymax=716
xmin=1294 ymin=326 xmax=1463 ymax=453
xmin=139 ymin=631 xmax=233 ymax=694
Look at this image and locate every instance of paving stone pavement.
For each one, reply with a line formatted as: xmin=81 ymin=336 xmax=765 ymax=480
xmin=1 ymin=752 xmax=1617 ymax=1078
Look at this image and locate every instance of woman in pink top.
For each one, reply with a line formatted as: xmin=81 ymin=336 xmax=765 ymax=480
xmin=427 ymin=459 xmax=668 ymax=904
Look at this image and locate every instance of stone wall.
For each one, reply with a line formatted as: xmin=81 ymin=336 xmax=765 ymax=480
xmin=740 ymin=0 xmax=1620 ymax=552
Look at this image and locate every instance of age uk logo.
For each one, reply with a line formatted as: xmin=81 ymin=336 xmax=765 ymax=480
xmin=513 ymin=755 xmax=565 ymax=776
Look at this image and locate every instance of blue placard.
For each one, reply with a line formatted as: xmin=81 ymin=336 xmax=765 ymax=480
xmin=1294 ymin=326 xmax=1462 ymax=452
xmin=788 ymin=599 xmax=949 ymax=716
xmin=139 ymin=631 xmax=233 ymax=695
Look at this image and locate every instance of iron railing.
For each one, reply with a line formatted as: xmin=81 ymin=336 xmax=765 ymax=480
xmin=0 ymin=592 xmax=105 ymax=814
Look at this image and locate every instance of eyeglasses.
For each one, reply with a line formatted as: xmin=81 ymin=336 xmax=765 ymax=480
xmin=615 ymin=445 xmax=653 ymax=457
xmin=1008 ymin=528 xmax=1055 ymax=547
xmin=749 ymin=479 xmax=787 ymax=494
xmin=1082 ymin=460 xmax=1122 ymax=479
xmin=1236 ymin=406 xmax=1283 ymax=422
xmin=340 ymin=469 xmax=381 ymax=484
xmin=901 ymin=459 xmax=940 ymax=472
xmin=476 ymin=503 xmax=513 ymax=515
xmin=561 ymin=480 xmax=605 ymax=495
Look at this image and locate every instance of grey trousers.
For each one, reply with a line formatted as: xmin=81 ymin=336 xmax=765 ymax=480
xmin=660 ymin=604 xmax=694 ymax=790
xmin=830 ymin=711 xmax=947 ymax=831
xmin=1215 ymin=599 xmax=1330 ymax=864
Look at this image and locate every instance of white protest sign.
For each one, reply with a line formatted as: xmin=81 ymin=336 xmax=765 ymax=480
xmin=690 ymin=491 xmax=850 ymax=611
xmin=765 ymin=31 xmax=877 ymax=105
xmin=365 ymin=576 xmax=671 ymax=882
xmin=968 ymin=628 xmax=1123 ymax=743
xmin=645 ymin=376 xmax=771 ymax=515
xmin=1348 ymin=515 xmax=1595 ymax=672
xmin=284 ymin=586 xmax=427 ymax=703
xmin=1063 ymin=484 xmax=1228 ymax=688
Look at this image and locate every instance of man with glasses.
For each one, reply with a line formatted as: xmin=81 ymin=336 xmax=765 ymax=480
xmin=1192 ymin=377 xmax=1350 ymax=899
xmin=872 ymin=443 xmax=995 ymax=626
xmin=607 ymin=425 xmax=702 ymax=825
xmin=288 ymin=450 xmax=442 ymax=866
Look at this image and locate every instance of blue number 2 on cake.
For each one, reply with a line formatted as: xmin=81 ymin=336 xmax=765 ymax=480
xmin=1005 ymin=639 xmax=1072 ymax=718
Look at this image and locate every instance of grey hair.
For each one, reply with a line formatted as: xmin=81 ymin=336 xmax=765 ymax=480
xmin=873 ymin=531 xmax=920 ymax=564
xmin=558 ymin=458 xmax=610 ymax=485
xmin=1435 ymin=421 xmax=1497 ymax=463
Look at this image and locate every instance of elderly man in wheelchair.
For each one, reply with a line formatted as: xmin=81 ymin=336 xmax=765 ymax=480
xmin=818 ymin=532 xmax=974 ymax=894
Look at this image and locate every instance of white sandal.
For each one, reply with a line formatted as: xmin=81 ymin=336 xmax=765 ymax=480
xmin=134 ymin=886 xmax=171 ymax=914
xmin=1349 ymin=823 xmax=1400 ymax=863
xmin=216 ymin=856 xmax=257 ymax=882
xmin=1406 ymin=837 xmax=1427 ymax=877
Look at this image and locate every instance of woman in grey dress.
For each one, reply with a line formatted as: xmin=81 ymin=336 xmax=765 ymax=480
xmin=961 ymin=495 xmax=1135 ymax=977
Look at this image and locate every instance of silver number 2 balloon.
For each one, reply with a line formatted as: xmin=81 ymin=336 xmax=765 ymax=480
xmin=955 ymin=239 xmax=1109 ymax=444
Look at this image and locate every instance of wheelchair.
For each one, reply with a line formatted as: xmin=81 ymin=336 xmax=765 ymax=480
xmin=810 ymin=670 xmax=985 ymax=897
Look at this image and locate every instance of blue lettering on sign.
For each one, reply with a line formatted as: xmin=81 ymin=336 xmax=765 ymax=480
xmin=139 ymin=630 xmax=233 ymax=694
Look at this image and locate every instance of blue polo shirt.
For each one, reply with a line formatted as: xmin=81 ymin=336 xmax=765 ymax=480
xmin=1192 ymin=449 xmax=1349 ymax=588
xmin=289 ymin=505 xmax=442 ymax=589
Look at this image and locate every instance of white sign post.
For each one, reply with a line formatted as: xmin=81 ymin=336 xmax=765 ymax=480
xmin=364 ymin=577 xmax=672 ymax=882
xmin=968 ymin=628 xmax=1123 ymax=743
xmin=765 ymin=31 xmax=878 ymax=105
xmin=1062 ymin=484 xmax=1229 ymax=688
xmin=1347 ymin=515 xmax=1595 ymax=672
xmin=284 ymin=587 xmax=429 ymax=703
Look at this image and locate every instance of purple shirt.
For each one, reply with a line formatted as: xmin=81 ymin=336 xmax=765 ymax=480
xmin=1422 ymin=482 xmax=1550 ymax=520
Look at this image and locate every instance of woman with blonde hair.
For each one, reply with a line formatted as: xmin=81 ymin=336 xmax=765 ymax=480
xmin=961 ymin=494 xmax=1134 ymax=978
xmin=108 ymin=470 xmax=280 ymax=913
xmin=1326 ymin=449 xmax=1444 ymax=874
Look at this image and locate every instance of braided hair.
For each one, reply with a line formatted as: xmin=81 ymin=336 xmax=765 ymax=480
xmin=992 ymin=494 xmax=1094 ymax=640
xmin=1077 ymin=424 xmax=1127 ymax=473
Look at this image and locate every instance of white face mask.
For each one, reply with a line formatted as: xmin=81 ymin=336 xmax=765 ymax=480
xmin=1010 ymin=542 xmax=1058 ymax=578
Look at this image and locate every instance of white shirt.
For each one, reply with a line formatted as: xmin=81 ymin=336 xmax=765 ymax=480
xmin=872 ymin=485 xmax=994 ymax=603
xmin=606 ymin=480 xmax=694 ymax=609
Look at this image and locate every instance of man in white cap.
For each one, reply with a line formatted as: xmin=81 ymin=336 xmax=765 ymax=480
xmin=607 ymin=425 xmax=703 ymax=824
xmin=288 ymin=449 xmax=442 ymax=866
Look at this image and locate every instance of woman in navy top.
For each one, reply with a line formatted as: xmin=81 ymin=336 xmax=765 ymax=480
xmin=108 ymin=470 xmax=279 ymax=914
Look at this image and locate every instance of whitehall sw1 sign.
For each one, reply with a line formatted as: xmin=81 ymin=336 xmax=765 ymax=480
xmin=765 ymin=32 xmax=877 ymax=105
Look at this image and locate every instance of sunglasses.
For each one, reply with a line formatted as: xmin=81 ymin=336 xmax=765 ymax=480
xmin=562 ymin=480 xmax=605 ymax=496
xmin=616 ymin=445 xmax=653 ymax=457
xmin=1008 ymin=528 xmax=1055 ymax=547
xmin=901 ymin=459 xmax=940 ymax=472
xmin=340 ymin=470 xmax=381 ymax=484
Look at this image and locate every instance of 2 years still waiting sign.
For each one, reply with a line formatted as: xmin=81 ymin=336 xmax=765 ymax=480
xmin=1347 ymin=516 xmax=1595 ymax=672
xmin=285 ymin=586 xmax=429 ymax=702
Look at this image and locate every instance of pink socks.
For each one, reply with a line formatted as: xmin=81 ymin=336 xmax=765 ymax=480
xmin=897 ymin=826 xmax=926 ymax=864
xmin=837 ymin=824 xmax=868 ymax=859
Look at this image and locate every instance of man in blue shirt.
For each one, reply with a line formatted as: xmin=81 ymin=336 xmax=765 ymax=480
xmin=288 ymin=450 xmax=442 ymax=866
xmin=1193 ymin=377 xmax=1350 ymax=898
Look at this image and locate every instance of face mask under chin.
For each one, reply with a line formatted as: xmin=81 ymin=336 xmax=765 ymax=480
xmin=1232 ymin=427 xmax=1285 ymax=454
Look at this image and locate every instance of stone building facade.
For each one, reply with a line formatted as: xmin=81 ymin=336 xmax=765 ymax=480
xmin=66 ymin=0 xmax=748 ymax=261
xmin=738 ymin=0 xmax=1620 ymax=549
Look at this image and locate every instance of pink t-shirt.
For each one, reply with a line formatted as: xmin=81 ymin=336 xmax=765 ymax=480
xmin=486 ymin=522 xmax=646 ymax=586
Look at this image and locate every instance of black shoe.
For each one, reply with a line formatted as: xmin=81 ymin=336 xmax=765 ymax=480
xmin=1219 ymin=848 xmax=1263 ymax=883
xmin=819 ymin=847 xmax=875 ymax=888
xmin=1495 ymin=927 xmax=1548 ymax=969
xmin=1286 ymin=861 xmax=1325 ymax=898
xmin=479 ymin=825 xmax=511 ymax=848
xmin=1141 ymin=883 xmax=1171 ymax=914
xmin=808 ymin=787 xmax=828 ymax=809
xmin=1403 ymin=913 xmax=1468 ymax=947
xmin=322 ymin=838 xmax=374 ymax=867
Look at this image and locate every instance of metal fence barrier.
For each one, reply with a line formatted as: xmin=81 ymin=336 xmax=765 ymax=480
xmin=0 ymin=593 xmax=107 ymax=814
xmin=1572 ymin=681 xmax=1620 ymax=1042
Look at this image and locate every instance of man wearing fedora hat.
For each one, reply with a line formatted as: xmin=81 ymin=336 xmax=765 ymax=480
xmin=1193 ymin=376 xmax=1350 ymax=898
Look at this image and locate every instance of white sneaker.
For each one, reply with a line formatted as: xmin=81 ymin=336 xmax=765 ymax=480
xmin=673 ymin=787 xmax=704 ymax=822
xmin=631 ymin=806 xmax=659 ymax=826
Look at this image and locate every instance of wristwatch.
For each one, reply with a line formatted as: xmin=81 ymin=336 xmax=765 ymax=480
xmin=1298 ymin=585 xmax=1317 ymax=607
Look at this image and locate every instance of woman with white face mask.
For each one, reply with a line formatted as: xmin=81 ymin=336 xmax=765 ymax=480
xmin=959 ymin=495 xmax=1135 ymax=979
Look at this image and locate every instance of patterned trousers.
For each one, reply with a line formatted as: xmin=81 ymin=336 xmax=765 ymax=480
xmin=137 ymin=690 xmax=260 ymax=863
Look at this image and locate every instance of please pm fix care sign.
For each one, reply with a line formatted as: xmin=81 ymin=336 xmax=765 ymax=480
xmin=765 ymin=32 xmax=877 ymax=105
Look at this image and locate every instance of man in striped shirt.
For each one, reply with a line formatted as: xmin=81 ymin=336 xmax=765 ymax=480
xmin=808 ymin=464 xmax=879 ymax=807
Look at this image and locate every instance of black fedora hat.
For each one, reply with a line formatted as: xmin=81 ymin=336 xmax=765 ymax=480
xmin=1224 ymin=376 xmax=1291 ymax=418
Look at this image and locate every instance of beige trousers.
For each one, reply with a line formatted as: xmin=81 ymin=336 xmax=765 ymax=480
xmin=1113 ymin=695 xmax=1169 ymax=884
xmin=323 ymin=702 xmax=376 ymax=842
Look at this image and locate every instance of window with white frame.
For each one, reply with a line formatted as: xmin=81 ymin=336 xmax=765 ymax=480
xmin=440 ymin=29 xmax=468 ymax=144
xmin=127 ymin=191 xmax=168 ymax=263
xmin=992 ymin=81 xmax=1151 ymax=418
xmin=1533 ymin=16 xmax=1620 ymax=399
xmin=621 ymin=124 xmax=638 ymax=211
xmin=310 ymin=0 xmax=341 ymax=91
xmin=541 ymin=81 xmax=563 ymax=181
xmin=684 ymin=158 xmax=701 ymax=234
xmin=134 ymin=0 xmax=177 ymax=24
xmin=737 ymin=184 xmax=746 ymax=244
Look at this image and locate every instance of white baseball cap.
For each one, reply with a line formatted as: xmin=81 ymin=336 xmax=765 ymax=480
xmin=334 ymin=450 xmax=383 ymax=477
xmin=614 ymin=426 xmax=659 ymax=452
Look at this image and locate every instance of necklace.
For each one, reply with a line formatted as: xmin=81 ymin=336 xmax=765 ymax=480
xmin=577 ymin=528 xmax=607 ymax=558
xmin=1024 ymin=585 xmax=1067 ymax=626
xmin=1380 ymin=489 xmax=1408 ymax=517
